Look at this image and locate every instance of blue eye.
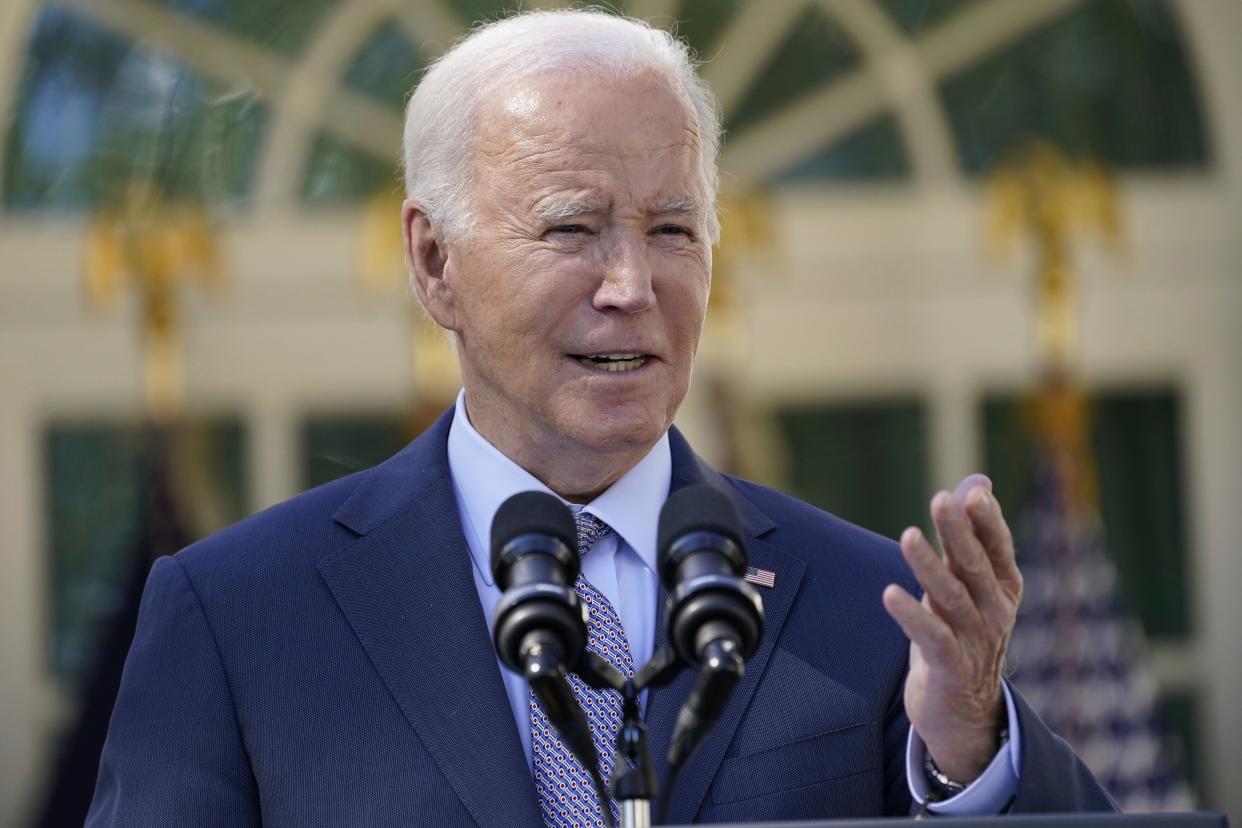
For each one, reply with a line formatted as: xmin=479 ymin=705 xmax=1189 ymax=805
xmin=551 ymin=224 xmax=587 ymax=234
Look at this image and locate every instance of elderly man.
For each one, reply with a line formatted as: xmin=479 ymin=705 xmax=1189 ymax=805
xmin=89 ymin=10 xmax=1114 ymax=826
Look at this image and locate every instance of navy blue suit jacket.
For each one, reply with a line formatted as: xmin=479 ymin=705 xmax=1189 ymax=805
xmin=89 ymin=409 xmax=1115 ymax=825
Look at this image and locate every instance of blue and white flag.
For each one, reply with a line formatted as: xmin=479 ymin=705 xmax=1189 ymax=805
xmin=1006 ymin=443 xmax=1194 ymax=811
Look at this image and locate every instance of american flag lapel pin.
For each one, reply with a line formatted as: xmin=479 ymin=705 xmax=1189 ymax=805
xmin=744 ymin=565 xmax=775 ymax=589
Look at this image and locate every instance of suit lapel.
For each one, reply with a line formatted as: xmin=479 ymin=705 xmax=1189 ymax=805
xmin=645 ymin=430 xmax=807 ymax=824
xmin=318 ymin=412 xmax=542 ymax=828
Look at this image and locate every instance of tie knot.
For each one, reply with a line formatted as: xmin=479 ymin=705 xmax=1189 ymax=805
xmin=574 ymin=512 xmax=611 ymax=557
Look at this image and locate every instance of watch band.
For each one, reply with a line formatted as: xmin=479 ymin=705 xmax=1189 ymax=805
xmin=923 ymin=750 xmax=967 ymax=796
xmin=922 ymin=727 xmax=1010 ymax=799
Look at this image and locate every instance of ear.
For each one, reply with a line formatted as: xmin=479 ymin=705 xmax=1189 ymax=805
xmin=403 ymin=198 xmax=459 ymax=331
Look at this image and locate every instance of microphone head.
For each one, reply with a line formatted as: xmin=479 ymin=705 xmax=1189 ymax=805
xmin=490 ymin=491 xmax=578 ymax=581
xmin=657 ymin=484 xmax=746 ymax=583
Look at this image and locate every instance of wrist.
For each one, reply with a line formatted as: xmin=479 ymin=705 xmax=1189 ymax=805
xmin=924 ymin=725 xmax=1009 ymax=793
xmin=924 ymin=686 xmax=1006 ymax=782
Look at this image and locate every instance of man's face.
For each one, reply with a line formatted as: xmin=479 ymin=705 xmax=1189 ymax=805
xmin=441 ymin=71 xmax=712 ymax=461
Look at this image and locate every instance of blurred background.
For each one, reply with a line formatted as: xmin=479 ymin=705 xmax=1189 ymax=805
xmin=1 ymin=0 xmax=1239 ymax=824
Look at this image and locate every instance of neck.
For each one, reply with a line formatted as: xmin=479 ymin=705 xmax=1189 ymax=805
xmin=462 ymin=395 xmax=655 ymax=504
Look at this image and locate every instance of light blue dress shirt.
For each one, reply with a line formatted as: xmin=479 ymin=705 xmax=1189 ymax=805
xmin=446 ymin=392 xmax=1020 ymax=814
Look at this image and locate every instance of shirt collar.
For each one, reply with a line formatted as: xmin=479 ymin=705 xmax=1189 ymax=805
xmin=447 ymin=390 xmax=670 ymax=586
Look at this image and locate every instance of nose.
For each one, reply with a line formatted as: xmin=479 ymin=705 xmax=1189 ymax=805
xmin=593 ymin=233 xmax=655 ymax=314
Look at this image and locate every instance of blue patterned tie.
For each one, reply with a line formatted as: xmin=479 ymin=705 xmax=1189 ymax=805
xmin=531 ymin=512 xmax=635 ymax=827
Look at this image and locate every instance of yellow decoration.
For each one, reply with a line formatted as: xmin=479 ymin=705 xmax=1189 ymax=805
xmin=985 ymin=140 xmax=1123 ymax=371
xmin=986 ymin=141 xmax=1124 ymax=510
xmin=1027 ymin=378 xmax=1100 ymax=510
xmin=358 ymin=190 xmax=407 ymax=294
xmin=84 ymin=181 xmax=224 ymax=420
xmin=702 ymin=186 xmax=777 ymax=367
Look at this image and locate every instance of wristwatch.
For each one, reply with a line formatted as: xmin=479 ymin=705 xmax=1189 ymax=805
xmin=922 ymin=727 xmax=1010 ymax=799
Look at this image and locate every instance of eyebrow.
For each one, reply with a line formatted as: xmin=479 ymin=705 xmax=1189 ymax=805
xmin=536 ymin=197 xmax=705 ymax=223
xmin=537 ymin=201 xmax=598 ymax=222
xmin=655 ymin=199 xmax=704 ymax=217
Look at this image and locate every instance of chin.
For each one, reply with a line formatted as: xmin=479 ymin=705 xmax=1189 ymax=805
xmin=561 ymin=408 xmax=670 ymax=454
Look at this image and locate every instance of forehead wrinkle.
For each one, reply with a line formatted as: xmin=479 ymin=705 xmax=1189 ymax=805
xmin=475 ymin=90 xmax=703 ymax=174
xmin=477 ymin=68 xmax=705 ymax=153
xmin=482 ymin=111 xmax=699 ymax=171
xmin=471 ymin=80 xmax=709 ymax=222
xmin=477 ymin=136 xmax=570 ymax=178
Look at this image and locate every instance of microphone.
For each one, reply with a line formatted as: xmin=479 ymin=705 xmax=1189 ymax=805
xmin=657 ymin=484 xmax=764 ymax=770
xmin=489 ymin=492 xmax=614 ymax=827
xmin=490 ymin=491 xmax=586 ymax=676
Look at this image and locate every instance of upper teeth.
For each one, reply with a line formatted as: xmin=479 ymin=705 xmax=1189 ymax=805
xmin=579 ymin=354 xmax=648 ymax=372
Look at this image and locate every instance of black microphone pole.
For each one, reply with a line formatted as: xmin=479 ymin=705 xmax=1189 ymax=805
xmin=665 ymin=628 xmax=745 ymax=770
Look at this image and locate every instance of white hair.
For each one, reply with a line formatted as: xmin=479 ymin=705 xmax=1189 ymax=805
xmin=402 ymin=9 xmax=722 ymax=243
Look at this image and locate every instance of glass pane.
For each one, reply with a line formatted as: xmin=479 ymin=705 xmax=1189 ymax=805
xmin=673 ymin=0 xmax=748 ymax=59
xmin=3 ymin=9 xmax=126 ymax=209
xmin=982 ymin=387 xmax=1190 ymax=639
xmin=46 ymin=419 xmax=248 ymax=688
xmin=1094 ymin=390 xmax=1190 ymax=639
xmin=770 ymin=113 xmax=908 ymax=183
xmin=443 ymin=0 xmax=518 ymax=26
xmin=4 ymin=8 xmax=267 ymax=210
xmin=143 ymin=0 xmax=342 ymax=57
xmin=302 ymin=132 xmax=398 ymax=203
xmin=939 ymin=0 xmax=1208 ymax=173
xmin=725 ymin=5 xmax=861 ymax=135
xmin=876 ymin=0 xmax=982 ymax=38
xmin=342 ymin=20 xmax=426 ymax=111
xmin=302 ymin=414 xmax=411 ymax=489
xmin=775 ymin=400 xmax=928 ymax=541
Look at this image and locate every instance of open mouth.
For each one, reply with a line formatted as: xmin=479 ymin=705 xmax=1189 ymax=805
xmin=574 ymin=353 xmax=650 ymax=373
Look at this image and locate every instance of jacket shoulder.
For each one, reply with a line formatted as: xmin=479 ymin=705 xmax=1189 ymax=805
xmin=173 ymin=470 xmax=367 ymax=585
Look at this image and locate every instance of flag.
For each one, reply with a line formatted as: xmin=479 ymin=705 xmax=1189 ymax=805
xmin=1004 ymin=390 xmax=1194 ymax=811
xmin=744 ymin=566 xmax=776 ymax=589
xmin=34 ymin=425 xmax=191 ymax=826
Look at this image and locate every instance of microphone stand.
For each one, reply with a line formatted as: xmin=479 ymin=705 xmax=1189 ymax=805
xmin=613 ymin=681 xmax=655 ymax=828
xmin=574 ymin=647 xmax=685 ymax=828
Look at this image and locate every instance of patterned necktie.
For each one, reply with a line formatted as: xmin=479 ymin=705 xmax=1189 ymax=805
xmin=531 ymin=512 xmax=635 ymax=827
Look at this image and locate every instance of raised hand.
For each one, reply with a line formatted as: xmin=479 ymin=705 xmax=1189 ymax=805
xmin=882 ymin=474 xmax=1024 ymax=783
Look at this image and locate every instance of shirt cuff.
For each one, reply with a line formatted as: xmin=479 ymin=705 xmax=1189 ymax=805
xmin=905 ymin=681 xmax=1023 ymax=815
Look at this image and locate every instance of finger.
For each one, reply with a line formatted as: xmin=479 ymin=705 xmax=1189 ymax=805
xmin=953 ymin=473 xmax=992 ymax=502
xmin=962 ymin=486 xmax=1023 ymax=599
xmin=931 ymin=491 xmax=1005 ymax=619
xmin=900 ymin=526 xmax=979 ymax=631
xmin=883 ymin=583 xmax=959 ymax=663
